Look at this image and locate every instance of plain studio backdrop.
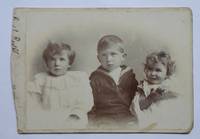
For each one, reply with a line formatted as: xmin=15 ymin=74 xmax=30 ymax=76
xmin=22 ymin=8 xmax=193 ymax=130
xmin=26 ymin=9 xmax=192 ymax=81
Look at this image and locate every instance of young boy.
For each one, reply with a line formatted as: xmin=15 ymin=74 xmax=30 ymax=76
xmin=88 ymin=35 xmax=138 ymax=128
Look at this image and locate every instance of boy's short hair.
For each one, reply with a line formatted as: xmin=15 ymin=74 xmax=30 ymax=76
xmin=145 ymin=51 xmax=176 ymax=77
xmin=43 ymin=41 xmax=75 ymax=65
xmin=97 ymin=35 xmax=125 ymax=53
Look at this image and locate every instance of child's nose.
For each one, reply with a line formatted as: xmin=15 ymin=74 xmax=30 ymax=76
xmin=107 ymin=55 xmax=112 ymax=61
xmin=151 ymin=71 xmax=157 ymax=75
xmin=55 ymin=59 xmax=61 ymax=65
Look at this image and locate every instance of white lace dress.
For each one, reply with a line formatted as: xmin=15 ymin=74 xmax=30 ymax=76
xmin=132 ymin=79 xmax=186 ymax=131
xmin=28 ymin=71 xmax=93 ymax=129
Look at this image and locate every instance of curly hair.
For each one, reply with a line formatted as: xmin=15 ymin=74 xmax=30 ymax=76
xmin=43 ymin=41 xmax=75 ymax=65
xmin=145 ymin=51 xmax=176 ymax=77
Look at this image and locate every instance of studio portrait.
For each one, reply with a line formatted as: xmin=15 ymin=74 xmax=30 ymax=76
xmin=11 ymin=8 xmax=193 ymax=133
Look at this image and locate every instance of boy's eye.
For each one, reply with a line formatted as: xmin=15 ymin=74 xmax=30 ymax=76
xmin=110 ymin=52 xmax=117 ymax=56
xmin=102 ymin=54 xmax=107 ymax=57
xmin=49 ymin=57 xmax=55 ymax=61
xmin=148 ymin=67 xmax=153 ymax=71
xmin=155 ymin=68 xmax=161 ymax=72
xmin=60 ymin=58 xmax=66 ymax=61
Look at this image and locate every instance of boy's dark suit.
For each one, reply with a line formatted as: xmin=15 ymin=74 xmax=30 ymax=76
xmin=88 ymin=65 xmax=138 ymax=126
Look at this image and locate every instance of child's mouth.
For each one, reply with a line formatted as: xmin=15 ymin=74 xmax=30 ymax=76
xmin=54 ymin=67 xmax=63 ymax=71
xmin=107 ymin=63 xmax=114 ymax=66
xmin=150 ymin=77 xmax=158 ymax=80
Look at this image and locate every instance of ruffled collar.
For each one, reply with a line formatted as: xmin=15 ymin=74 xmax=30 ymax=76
xmin=43 ymin=72 xmax=78 ymax=90
xmin=138 ymin=79 xmax=170 ymax=96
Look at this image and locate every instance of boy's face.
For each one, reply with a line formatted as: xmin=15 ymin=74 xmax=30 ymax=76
xmin=145 ymin=63 xmax=167 ymax=84
xmin=97 ymin=45 xmax=126 ymax=72
xmin=47 ymin=50 xmax=70 ymax=76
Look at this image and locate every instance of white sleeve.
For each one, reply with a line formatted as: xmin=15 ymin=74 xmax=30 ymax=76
xmin=132 ymin=92 xmax=141 ymax=116
xmin=70 ymin=72 xmax=94 ymax=118
xmin=27 ymin=72 xmax=46 ymax=95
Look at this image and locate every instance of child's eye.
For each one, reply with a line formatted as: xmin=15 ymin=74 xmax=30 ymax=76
xmin=155 ymin=68 xmax=161 ymax=72
xmin=49 ymin=57 xmax=55 ymax=61
xmin=110 ymin=52 xmax=117 ymax=56
xmin=102 ymin=54 xmax=107 ymax=57
xmin=60 ymin=58 xmax=66 ymax=61
xmin=148 ymin=67 xmax=153 ymax=71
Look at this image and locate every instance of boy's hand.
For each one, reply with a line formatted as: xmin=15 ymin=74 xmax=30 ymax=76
xmin=139 ymin=96 xmax=152 ymax=110
xmin=148 ymin=88 xmax=165 ymax=102
xmin=68 ymin=114 xmax=80 ymax=120
xmin=155 ymin=88 xmax=166 ymax=94
xmin=138 ymin=88 xmax=166 ymax=110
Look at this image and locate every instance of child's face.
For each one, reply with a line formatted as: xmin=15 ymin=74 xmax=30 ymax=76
xmin=97 ymin=45 xmax=125 ymax=72
xmin=145 ymin=62 xmax=167 ymax=84
xmin=46 ymin=50 xmax=70 ymax=76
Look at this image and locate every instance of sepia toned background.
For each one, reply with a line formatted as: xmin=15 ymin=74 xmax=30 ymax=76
xmin=1 ymin=0 xmax=200 ymax=138
xmin=27 ymin=9 xmax=192 ymax=82
xmin=24 ymin=8 xmax=193 ymax=130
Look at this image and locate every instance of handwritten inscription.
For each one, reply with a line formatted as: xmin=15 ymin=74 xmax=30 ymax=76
xmin=12 ymin=40 xmax=19 ymax=54
xmin=12 ymin=15 xmax=20 ymax=55
xmin=13 ymin=16 xmax=20 ymax=21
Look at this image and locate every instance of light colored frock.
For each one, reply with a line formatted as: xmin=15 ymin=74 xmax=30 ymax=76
xmin=132 ymin=78 xmax=187 ymax=131
xmin=28 ymin=71 xmax=93 ymax=129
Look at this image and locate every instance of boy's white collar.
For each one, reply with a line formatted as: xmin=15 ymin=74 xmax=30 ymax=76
xmin=108 ymin=67 xmax=121 ymax=84
xmin=97 ymin=66 xmax=132 ymax=77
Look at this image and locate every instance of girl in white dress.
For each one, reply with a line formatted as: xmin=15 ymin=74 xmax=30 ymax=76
xmin=28 ymin=42 xmax=93 ymax=129
xmin=131 ymin=51 xmax=183 ymax=130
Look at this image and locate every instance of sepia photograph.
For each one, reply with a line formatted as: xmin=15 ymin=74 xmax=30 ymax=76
xmin=11 ymin=8 xmax=193 ymax=133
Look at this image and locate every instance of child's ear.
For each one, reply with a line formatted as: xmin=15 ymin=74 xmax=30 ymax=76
xmin=121 ymin=53 xmax=127 ymax=62
xmin=97 ymin=55 xmax=101 ymax=62
xmin=44 ymin=60 xmax=49 ymax=68
xmin=144 ymin=67 xmax=148 ymax=74
xmin=122 ymin=53 xmax=127 ymax=58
